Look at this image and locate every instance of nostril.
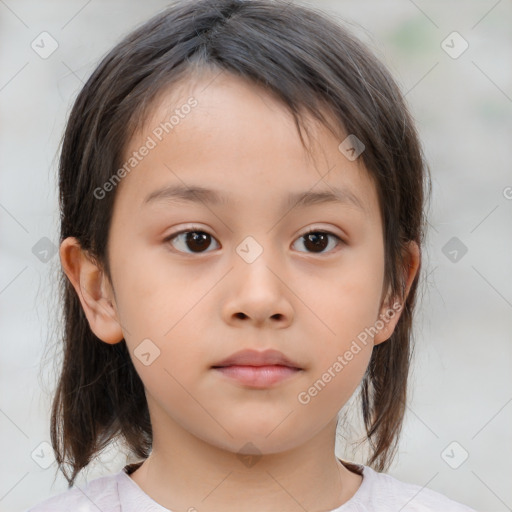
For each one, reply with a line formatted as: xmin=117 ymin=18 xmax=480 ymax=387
xmin=235 ymin=312 xmax=248 ymax=319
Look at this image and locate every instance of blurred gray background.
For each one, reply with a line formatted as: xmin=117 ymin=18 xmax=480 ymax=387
xmin=1 ymin=1 xmax=511 ymax=511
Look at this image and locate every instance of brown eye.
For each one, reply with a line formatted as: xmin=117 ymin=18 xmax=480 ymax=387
xmin=293 ymin=230 xmax=343 ymax=254
xmin=165 ymin=228 xmax=343 ymax=255
xmin=165 ymin=229 xmax=220 ymax=254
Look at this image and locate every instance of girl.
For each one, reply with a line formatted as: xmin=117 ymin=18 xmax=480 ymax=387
xmin=27 ymin=0 xmax=478 ymax=510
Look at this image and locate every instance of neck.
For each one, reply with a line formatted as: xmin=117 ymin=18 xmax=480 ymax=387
xmin=128 ymin=416 xmax=363 ymax=512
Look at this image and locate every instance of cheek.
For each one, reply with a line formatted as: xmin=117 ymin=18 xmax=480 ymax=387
xmin=299 ymin=254 xmax=384 ymax=349
xmin=286 ymin=259 xmax=382 ymax=414
xmin=123 ymin=311 xmax=208 ymax=413
xmin=111 ymin=247 xmax=211 ymax=338
xmin=111 ymin=251 xmax=215 ymax=387
xmin=296 ymin=341 xmax=372 ymax=421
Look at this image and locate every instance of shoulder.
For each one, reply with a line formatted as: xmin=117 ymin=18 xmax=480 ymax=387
xmin=25 ymin=471 xmax=123 ymax=512
xmin=348 ymin=465 xmax=478 ymax=512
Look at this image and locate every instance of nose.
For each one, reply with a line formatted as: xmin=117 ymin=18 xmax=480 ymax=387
xmin=222 ymin=253 xmax=294 ymax=329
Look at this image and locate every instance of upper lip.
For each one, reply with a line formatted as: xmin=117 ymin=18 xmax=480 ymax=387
xmin=212 ymin=349 xmax=302 ymax=369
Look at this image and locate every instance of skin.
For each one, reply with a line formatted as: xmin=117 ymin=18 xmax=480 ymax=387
xmin=60 ymin=70 xmax=420 ymax=512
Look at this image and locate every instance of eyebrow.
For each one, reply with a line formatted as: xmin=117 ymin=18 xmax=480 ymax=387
xmin=143 ymin=183 xmax=365 ymax=213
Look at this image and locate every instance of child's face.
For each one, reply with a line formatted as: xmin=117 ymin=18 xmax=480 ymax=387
xmin=72 ymin=72 xmax=409 ymax=456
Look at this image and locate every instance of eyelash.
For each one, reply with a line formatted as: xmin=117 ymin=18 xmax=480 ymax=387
xmin=163 ymin=226 xmax=344 ymax=255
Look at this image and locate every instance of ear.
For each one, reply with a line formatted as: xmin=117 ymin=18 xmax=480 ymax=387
xmin=59 ymin=237 xmax=124 ymax=344
xmin=373 ymin=241 xmax=420 ymax=346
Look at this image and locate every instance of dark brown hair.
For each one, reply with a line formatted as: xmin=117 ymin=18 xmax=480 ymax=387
xmin=49 ymin=0 xmax=431 ymax=487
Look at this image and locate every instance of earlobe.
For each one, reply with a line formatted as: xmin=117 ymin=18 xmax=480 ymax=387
xmin=59 ymin=237 xmax=124 ymax=344
xmin=373 ymin=241 xmax=420 ymax=346
xmin=373 ymin=299 xmax=402 ymax=345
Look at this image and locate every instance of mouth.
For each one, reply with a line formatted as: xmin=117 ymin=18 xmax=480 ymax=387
xmin=211 ymin=349 xmax=304 ymax=388
xmin=212 ymin=365 xmax=302 ymax=388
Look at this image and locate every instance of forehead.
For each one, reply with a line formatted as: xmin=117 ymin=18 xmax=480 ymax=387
xmin=116 ymin=71 xmax=380 ymax=222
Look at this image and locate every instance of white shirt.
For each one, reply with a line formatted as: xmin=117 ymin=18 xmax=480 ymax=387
xmin=25 ymin=463 xmax=478 ymax=512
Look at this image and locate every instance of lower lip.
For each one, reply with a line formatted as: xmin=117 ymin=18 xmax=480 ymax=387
xmin=213 ymin=365 xmax=301 ymax=388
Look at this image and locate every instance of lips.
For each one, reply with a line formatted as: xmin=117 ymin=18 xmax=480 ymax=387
xmin=211 ymin=349 xmax=303 ymax=388
xmin=211 ymin=348 xmax=302 ymax=369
